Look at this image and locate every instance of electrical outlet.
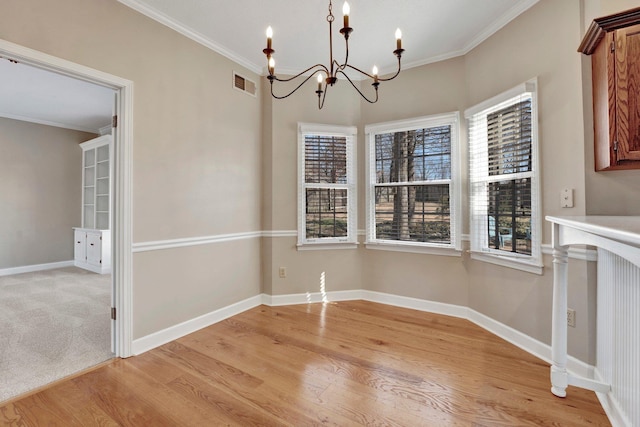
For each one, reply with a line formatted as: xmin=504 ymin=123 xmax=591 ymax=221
xmin=567 ymin=308 xmax=576 ymax=328
xmin=278 ymin=267 xmax=287 ymax=278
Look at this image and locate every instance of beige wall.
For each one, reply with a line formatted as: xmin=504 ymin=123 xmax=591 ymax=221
xmin=0 ymin=117 xmax=94 ymax=269
xmin=463 ymin=0 xmax=595 ymax=361
xmin=262 ymin=79 xmax=363 ymax=296
xmin=358 ymin=57 xmax=470 ymax=308
xmin=0 ymin=0 xmax=263 ymax=339
xmin=357 ymin=0 xmax=595 ymax=361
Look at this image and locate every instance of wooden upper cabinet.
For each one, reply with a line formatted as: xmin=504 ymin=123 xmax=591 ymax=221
xmin=579 ymin=7 xmax=640 ymax=171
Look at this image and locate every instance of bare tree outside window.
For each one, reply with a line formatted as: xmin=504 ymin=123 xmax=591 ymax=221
xmin=373 ymin=126 xmax=452 ymax=243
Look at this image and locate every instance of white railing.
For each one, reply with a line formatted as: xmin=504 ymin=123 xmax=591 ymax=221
xmin=547 ymin=215 xmax=640 ymax=427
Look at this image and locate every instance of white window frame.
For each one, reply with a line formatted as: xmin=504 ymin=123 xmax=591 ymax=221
xmin=465 ymin=78 xmax=543 ymax=274
xmin=364 ymin=112 xmax=462 ymax=256
xmin=297 ymin=123 xmax=357 ymax=250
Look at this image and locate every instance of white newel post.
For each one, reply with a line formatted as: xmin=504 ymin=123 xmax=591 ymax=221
xmin=550 ymin=223 xmax=569 ymax=397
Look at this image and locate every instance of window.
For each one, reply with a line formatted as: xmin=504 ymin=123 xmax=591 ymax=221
xmin=365 ymin=113 xmax=461 ymax=255
xmin=466 ymin=79 xmax=542 ymax=274
xmin=298 ymin=123 xmax=357 ymax=249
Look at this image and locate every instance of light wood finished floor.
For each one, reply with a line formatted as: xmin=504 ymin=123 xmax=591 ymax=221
xmin=0 ymin=301 xmax=610 ymax=426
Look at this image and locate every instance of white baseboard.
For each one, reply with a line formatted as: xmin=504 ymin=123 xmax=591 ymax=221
xmin=466 ymin=308 xmax=594 ymax=380
xmin=360 ymin=290 xmax=593 ymax=381
xmin=362 ymin=290 xmax=468 ymax=318
xmin=262 ymin=289 xmax=365 ymax=306
xmin=74 ymin=260 xmax=111 ymax=275
xmin=0 ymin=260 xmax=74 ymax=277
xmin=131 ymin=294 xmax=263 ymax=355
xmin=130 ymin=289 xmax=596 ymax=391
xmin=594 ymin=368 xmax=630 ymax=427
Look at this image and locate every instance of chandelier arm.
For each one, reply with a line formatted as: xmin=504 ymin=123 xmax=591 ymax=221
xmin=331 ymin=36 xmax=350 ymax=74
xmin=339 ymin=38 xmax=350 ymax=72
xmin=333 ymin=59 xmax=348 ymax=75
xmin=342 ymin=64 xmax=376 ymax=80
xmin=342 ymin=56 xmax=403 ymax=82
xmin=336 ymin=70 xmax=379 ymax=104
xmin=269 ymin=72 xmax=320 ymax=100
xmin=270 ymin=64 xmax=330 ymax=83
xmin=376 ymin=57 xmax=403 ymax=82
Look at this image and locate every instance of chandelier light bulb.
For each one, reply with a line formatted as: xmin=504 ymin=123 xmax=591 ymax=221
xmin=372 ymin=66 xmax=378 ymax=76
xmin=343 ymin=2 xmax=350 ymax=28
xmin=395 ymin=28 xmax=402 ymax=50
xmin=266 ymin=26 xmax=273 ymax=50
xmin=268 ymin=57 xmax=275 ymax=74
xmin=317 ymin=72 xmax=324 ymax=91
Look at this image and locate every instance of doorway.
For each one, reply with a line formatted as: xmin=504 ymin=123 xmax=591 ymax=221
xmin=0 ymin=39 xmax=133 ymax=377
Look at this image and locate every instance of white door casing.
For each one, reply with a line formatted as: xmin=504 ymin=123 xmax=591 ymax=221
xmin=0 ymin=38 xmax=134 ymax=358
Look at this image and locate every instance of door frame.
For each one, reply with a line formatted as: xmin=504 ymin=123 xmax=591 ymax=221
xmin=0 ymin=38 xmax=134 ymax=357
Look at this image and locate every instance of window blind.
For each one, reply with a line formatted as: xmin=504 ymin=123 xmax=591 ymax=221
xmin=304 ymin=135 xmax=347 ymax=184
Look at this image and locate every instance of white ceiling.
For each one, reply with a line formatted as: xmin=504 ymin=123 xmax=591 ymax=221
xmin=0 ymin=58 xmax=114 ymax=134
xmin=0 ymin=0 xmax=538 ymax=132
xmin=120 ymin=0 xmax=539 ymax=76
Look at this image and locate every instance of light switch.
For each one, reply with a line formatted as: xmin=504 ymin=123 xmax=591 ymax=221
xmin=561 ymin=188 xmax=574 ymax=208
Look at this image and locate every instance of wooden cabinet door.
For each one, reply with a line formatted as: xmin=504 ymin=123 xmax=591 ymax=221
xmin=615 ymin=24 xmax=640 ymax=162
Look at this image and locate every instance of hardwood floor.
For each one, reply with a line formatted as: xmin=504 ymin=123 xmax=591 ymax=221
xmin=0 ymin=301 xmax=610 ymax=426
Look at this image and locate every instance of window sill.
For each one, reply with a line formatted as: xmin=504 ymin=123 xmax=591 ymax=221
xmin=365 ymin=241 xmax=461 ymax=257
xmin=297 ymin=242 xmax=359 ymax=251
xmin=470 ymin=252 xmax=543 ymax=275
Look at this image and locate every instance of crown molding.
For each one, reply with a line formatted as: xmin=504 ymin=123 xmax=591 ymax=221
xmin=462 ymin=0 xmax=540 ymax=54
xmin=117 ymin=0 xmax=262 ymax=75
xmin=578 ymin=6 xmax=640 ymax=55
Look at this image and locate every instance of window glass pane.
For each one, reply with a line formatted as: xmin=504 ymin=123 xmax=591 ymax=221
xmin=305 ymin=188 xmax=348 ymax=239
xmin=487 ymin=178 xmax=531 ymax=255
xmin=375 ymin=126 xmax=451 ymax=184
xmin=304 ymin=135 xmax=347 ymax=184
xmin=374 ymin=184 xmax=450 ymax=243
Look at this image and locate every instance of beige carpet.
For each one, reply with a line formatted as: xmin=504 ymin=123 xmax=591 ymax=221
xmin=0 ymin=266 xmax=113 ymax=402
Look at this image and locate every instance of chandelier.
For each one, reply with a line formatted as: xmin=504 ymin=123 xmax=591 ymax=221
xmin=263 ymin=0 xmax=404 ymax=109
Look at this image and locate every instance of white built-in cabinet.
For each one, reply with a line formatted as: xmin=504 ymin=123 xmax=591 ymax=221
xmin=74 ymin=135 xmax=112 ymax=274
xmin=74 ymin=228 xmax=111 ymax=274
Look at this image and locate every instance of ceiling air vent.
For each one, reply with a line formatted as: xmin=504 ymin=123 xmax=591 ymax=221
xmin=233 ymin=72 xmax=256 ymax=97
